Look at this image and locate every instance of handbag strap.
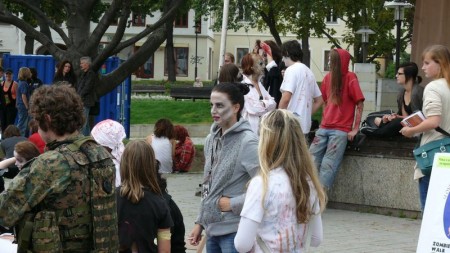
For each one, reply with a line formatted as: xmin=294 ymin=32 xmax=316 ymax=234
xmin=256 ymin=235 xmax=271 ymax=253
xmin=436 ymin=127 xmax=450 ymax=137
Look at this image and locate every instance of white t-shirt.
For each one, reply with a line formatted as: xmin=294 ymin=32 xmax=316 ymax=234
xmin=151 ymin=135 xmax=173 ymax=173
xmin=280 ymin=62 xmax=321 ymax=133
xmin=240 ymin=167 xmax=321 ymax=252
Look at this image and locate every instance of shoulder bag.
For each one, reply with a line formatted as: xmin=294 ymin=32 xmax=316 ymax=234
xmin=413 ymin=127 xmax=450 ymax=176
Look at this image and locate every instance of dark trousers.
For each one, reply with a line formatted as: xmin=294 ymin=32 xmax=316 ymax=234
xmin=0 ymin=104 xmax=17 ymax=133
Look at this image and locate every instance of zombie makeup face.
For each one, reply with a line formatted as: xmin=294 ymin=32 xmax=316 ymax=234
xmin=210 ymin=91 xmax=239 ymax=131
xmin=14 ymin=151 xmax=27 ymax=170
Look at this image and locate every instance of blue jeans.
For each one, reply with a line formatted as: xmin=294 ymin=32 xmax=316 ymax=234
xmin=16 ymin=107 xmax=29 ymax=137
xmin=309 ymin=128 xmax=348 ymax=190
xmin=81 ymin=106 xmax=91 ymax=136
xmin=418 ymin=175 xmax=430 ymax=212
xmin=206 ymin=232 xmax=238 ymax=253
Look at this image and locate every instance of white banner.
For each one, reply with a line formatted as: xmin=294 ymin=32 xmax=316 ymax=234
xmin=417 ymin=153 xmax=450 ymax=253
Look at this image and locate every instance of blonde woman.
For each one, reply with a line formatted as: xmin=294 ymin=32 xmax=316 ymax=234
xmin=400 ymin=45 xmax=450 ymax=210
xmin=117 ymin=140 xmax=173 ymax=253
xmin=235 ymin=109 xmax=326 ymax=252
xmin=16 ymin=67 xmax=32 ymax=136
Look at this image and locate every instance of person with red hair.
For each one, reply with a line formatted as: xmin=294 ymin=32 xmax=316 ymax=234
xmin=173 ymin=125 xmax=195 ymax=173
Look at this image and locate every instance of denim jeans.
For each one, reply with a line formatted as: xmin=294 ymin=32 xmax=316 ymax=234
xmin=81 ymin=106 xmax=91 ymax=136
xmin=16 ymin=107 xmax=29 ymax=137
xmin=309 ymin=128 xmax=348 ymax=190
xmin=418 ymin=175 xmax=430 ymax=212
xmin=206 ymin=232 xmax=238 ymax=253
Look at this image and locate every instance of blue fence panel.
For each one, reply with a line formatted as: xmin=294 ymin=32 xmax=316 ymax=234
xmin=2 ymin=54 xmax=131 ymax=137
xmin=95 ymin=57 xmax=131 ymax=138
xmin=2 ymin=54 xmax=56 ymax=84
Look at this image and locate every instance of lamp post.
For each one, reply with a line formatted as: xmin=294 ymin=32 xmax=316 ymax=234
xmin=384 ymin=0 xmax=413 ymax=71
xmin=194 ymin=20 xmax=201 ymax=79
xmin=356 ymin=26 xmax=375 ymax=63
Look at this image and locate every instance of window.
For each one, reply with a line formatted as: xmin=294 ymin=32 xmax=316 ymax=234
xmin=323 ymin=50 xmax=331 ymax=71
xmin=174 ymin=13 xmax=188 ymax=28
xmin=132 ymin=12 xmax=146 ymax=27
xmin=134 ymin=46 xmax=154 ymax=78
xmin=236 ymin=2 xmax=250 ymax=22
xmin=236 ymin=48 xmax=249 ymax=66
xmin=165 ymin=47 xmax=189 ymax=77
xmin=98 ymin=43 xmax=108 ymax=54
xmin=326 ymin=10 xmax=338 ymax=24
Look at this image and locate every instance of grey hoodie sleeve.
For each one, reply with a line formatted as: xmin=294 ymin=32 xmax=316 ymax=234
xmin=230 ymin=133 xmax=260 ymax=215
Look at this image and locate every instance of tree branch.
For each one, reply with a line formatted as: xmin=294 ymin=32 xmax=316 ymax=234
xmin=112 ymin=0 xmax=184 ymax=54
xmin=98 ymin=26 xmax=167 ymax=96
xmin=0 ymin=9 xmax=63 ymax=56
xmin=89 ymin=0 xmax=124 ymax=57
xmin=9 ymin=0 xmax=70 ymax=44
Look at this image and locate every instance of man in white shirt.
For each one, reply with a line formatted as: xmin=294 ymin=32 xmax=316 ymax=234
xmin=278 ymin=40 xmax=323 ymax=136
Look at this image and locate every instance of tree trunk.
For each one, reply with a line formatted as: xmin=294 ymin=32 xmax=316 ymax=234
xmin=301 ymin=35 xmax=310 ymax=68
xmin=24 ymin=35 xmax=34 ymax=54
xmin=166 ymin=21 xmax=176 ymax=82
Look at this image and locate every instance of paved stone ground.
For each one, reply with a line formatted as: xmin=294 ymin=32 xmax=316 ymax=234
xmin=165 ymin=173 xmax=422 ymax=253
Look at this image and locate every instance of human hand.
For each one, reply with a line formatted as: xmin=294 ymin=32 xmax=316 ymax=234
xmin=347 ymin=129 xmax=358 ymax=141
xmin=218 ymin=196 xmax=231 ymax=212
xmin=399 ymin=126 xmax=414 ymax=138
xmin=260 ymin=42 xmax=272 ymax=57
xmin=188 ymin=224 xmax=203 ymax=246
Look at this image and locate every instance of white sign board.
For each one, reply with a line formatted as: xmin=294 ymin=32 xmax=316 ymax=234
xmin=417 ymin=153 xmax=450 ymax=253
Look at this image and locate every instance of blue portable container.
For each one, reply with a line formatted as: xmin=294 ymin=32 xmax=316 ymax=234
xmin=2 ymin=54 xmax=131 ymax=137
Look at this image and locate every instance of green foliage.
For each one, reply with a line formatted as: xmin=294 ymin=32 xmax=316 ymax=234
xmin=384 ymin=52 xmax=411 ymax=78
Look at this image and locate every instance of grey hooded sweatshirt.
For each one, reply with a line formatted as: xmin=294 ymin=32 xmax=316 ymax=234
xmin=196 ymin=118 xmax=259 ymax=237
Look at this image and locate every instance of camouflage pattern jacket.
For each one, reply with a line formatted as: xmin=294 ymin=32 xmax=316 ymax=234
xmin=0 ymin=134 xmax=118 ymax=253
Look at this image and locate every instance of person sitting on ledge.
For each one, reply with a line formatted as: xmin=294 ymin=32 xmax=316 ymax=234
xmin=173 ymin=125 xmax=195 ymax=173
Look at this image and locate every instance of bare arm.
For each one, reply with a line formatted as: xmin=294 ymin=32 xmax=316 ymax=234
xmin=157 ymin=228 xmax=171 ymax=253
xmin=312 ymin=96 xmax=324 ymax=114
xmin=278 ymin=91 xmax=292 ymax=109
xmin=348 ymin=101 xmax=364 ymax=141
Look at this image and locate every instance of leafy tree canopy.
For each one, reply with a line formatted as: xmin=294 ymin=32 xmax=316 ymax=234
xmin=0 ymin=0 xmax=184 ymax=96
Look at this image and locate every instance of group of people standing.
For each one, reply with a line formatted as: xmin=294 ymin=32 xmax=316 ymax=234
xmin=0 ymin=67 xmax=43 ymax=137
xmin=188 ymin=39 xmax=364 ymax=252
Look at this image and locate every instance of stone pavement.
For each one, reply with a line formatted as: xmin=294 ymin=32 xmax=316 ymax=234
xmin=165 ymin=173 xmax=422 ymax=253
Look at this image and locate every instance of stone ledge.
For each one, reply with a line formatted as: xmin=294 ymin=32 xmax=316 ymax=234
xmin=329 ymin=136 xmax=422 ymax=214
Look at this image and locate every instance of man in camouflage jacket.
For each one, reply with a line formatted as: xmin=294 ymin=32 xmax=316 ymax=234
xmin=0 ymin=85 xmax=118 ymax=252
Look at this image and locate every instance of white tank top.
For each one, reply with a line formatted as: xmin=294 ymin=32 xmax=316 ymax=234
xmin=151 ymin=135 xmax=173 ymax=173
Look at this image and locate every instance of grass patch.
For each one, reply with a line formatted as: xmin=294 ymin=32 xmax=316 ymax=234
xmin=131 ymin=99 xmax=212 ymax=124
xmin=130 ymin=98 xmax=323 ymax=125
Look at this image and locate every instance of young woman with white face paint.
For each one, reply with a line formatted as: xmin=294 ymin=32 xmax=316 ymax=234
xmin=400 ymin=45 xmax=450 ymax=211
xmin=189 ymin=82 xmax=261 ymax=253
xmin=240 ymin=53 xmax=276 ymax=133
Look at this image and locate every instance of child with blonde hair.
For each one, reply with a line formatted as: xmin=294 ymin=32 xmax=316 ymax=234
xmin=235 ymin=109 xmax=326 ymax=252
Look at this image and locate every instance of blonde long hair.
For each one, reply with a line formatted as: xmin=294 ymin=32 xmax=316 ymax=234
xmin=258 ymin=109 xmax=327 ymax=223
xmin=120 ymin=140 xmax=161 ymax=203
xmin=422 ymin=45 xmax=450 ymax=87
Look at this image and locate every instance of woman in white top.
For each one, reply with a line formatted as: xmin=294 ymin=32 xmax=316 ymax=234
xmin=146 ymin=118 xmax=176 ymax=174
xmin=234 ymin=109 xmax=327 ymax=252
xmin=241 ymin=53 xmax=276 ymax=133
xmin=400 ymin=45 xmax=450 ymax=210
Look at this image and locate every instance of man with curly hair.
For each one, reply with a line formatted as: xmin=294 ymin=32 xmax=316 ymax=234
xmin=0 ymin=85 xmax=118 ymax=252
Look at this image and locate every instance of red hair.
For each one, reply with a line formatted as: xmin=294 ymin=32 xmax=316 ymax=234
xmin=174 ymin=125 xmax=189 ymax=143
